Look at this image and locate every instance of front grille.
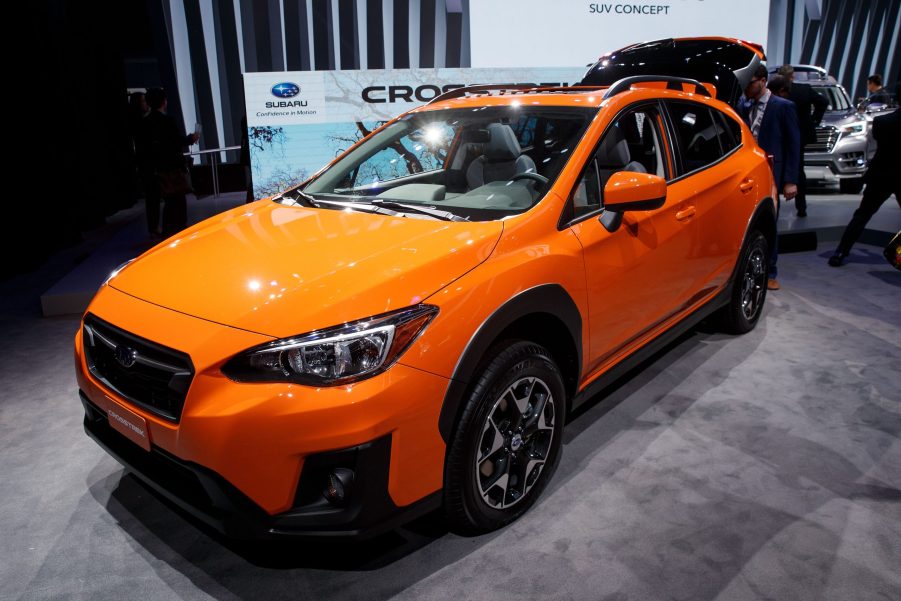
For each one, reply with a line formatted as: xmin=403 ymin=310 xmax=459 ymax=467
xmin=807 ymin=126 xmax=839 ymax=152
xmin=83 ymin=314 xmax=194 ymax=422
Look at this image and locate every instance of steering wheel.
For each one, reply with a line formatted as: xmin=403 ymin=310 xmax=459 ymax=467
xmin=511 ymin=172 xmax=549 ymax=185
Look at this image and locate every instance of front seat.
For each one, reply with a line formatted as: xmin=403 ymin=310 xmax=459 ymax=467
xmin=466 ymin=123 xmax=537 ymax=188
xmin=596 ymin=124 xmax=647 ymax=185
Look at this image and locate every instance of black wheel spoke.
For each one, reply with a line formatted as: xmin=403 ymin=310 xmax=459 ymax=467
xmin=741 ymin=248 xmax=766 ymax=320
xmin=474 ymin=375 xmax=556 ymax=510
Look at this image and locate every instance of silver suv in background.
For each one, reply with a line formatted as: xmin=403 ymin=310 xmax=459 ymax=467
xmin=771 ymin=65 xmax=897 ymax=194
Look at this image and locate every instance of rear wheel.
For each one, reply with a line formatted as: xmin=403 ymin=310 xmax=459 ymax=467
xmin=719 ymin=231 xmax=768 ymax=334
xmin=444 ymin=341 xmax=565 ymax=534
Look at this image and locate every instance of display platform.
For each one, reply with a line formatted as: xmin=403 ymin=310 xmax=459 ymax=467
xmin=2 ymin=242 xmax=898 ymax=600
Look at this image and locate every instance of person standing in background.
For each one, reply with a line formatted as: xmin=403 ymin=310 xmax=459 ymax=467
xmin=141 ymin=88 xmax=199 ymax=237
xmin=777 ymin=65 xmax=828 ymax=217
xmin=863 ymin=74 xmax=892 ymax=106
xmin=738 ymin=67 xmax=801 ymax=291
xmin=829 ymin=83 xmax=901 ymax=266
xmin=128 ymin=92 xmax=156 ymax=232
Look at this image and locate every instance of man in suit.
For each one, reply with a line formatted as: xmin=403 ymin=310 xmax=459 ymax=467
xmin=777 ymin=65 xmax=828 ymax=217
xmin=738 ymin=66 xmax=801 ymax=290
xmin=864 ymin=74 xmax=893 ymax=106
xmin=141 ymin=88 xmax=199 ymax=236
xmin=828 ymin=82 xmax=901 ymax=266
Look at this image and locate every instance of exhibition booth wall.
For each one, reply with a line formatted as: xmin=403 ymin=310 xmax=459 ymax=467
xmin=160 ymin=0 xmax=898 ymax=170
xmin=7 ymin=0 xmax=898 ymax=277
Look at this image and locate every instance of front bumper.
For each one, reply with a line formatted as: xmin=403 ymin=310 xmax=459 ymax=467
xmin=804 ymin=134 xmax=872 ymax=185
xmin=81 ymin=392 xmax=439 ymax=539
xmin=75 ymin=285 xmax=449 ymax=538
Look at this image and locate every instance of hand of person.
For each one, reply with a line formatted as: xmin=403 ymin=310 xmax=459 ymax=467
xmin=783 ymin=183 xmax=798 ymax=200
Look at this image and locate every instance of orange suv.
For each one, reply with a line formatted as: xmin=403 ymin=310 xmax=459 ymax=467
xmin=75 ymin=40 xmax=776 ymax=538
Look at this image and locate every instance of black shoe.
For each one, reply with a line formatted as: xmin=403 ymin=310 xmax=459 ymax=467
xmin=797 ymin=210 xmax=807 ymax=217
xmin=828 ymin=251 xmax=847 ymax=267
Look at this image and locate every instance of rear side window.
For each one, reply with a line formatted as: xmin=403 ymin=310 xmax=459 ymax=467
xmin=665 ymin=102 xmax=724 ymax=175
xmin=713 ymin=110 xmax=743 ymax=153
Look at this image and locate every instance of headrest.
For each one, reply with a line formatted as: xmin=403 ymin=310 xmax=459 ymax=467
xmin=484 ymin=123 xmax=522 ymax=161
xmin=596 ymin=125 xmax=631 ymax=167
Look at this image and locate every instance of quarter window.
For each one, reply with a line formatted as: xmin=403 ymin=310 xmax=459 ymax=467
xmin=713 ymin=110 xmax=742 ymax=153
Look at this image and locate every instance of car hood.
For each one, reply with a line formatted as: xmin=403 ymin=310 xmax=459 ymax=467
xmin=821 ymin=109 xmax=858 ymax=125
xmin=110 ymin=200 xmax=502 ymax=338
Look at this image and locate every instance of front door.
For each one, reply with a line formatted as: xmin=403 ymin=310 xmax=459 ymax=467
xmin=568 ymin=103 xmax=695 ymax=376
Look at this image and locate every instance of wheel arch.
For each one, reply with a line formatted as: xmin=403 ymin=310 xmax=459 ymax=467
xmin=437 ymin=284 xmax=582 ymax=443
xmin=749 ymin=197 xmax=777 ymax=263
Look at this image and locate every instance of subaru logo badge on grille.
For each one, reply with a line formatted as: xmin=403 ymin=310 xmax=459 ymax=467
xmin=115 ymin=345 xmax=138 ymax=368
xmin=271 ymin=82 xmax=300 ymax=98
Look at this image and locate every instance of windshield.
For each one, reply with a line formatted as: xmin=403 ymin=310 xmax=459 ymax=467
xmin=812 ymin=85 xmax=852 ymax=111
xmin=299 ymin=106 xmax=593 ymax=221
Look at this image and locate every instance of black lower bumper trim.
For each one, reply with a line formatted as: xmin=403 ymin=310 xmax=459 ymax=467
xmin=80 ymin=391 xmax=441 ymax=540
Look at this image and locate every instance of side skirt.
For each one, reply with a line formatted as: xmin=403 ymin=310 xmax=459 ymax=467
xmin=571 ymin=283 xmax=731 ymax=412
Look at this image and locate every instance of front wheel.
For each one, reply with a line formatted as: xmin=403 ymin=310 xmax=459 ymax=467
xmin=719 ymin=231 xmax=769 ymax=334
xmin=444 ymin=341 xmax=565 ymax=534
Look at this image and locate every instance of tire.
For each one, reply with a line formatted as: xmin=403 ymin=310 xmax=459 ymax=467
xmin=840 ymin=178 xmax=864 ymax=194
xmin=444 ymin=341 xmax=566 ymax=534
xmin=719 ymin=231 xmax=769 ymax=334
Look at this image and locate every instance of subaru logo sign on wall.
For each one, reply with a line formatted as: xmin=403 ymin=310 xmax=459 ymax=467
xmin=271 ymin=83 xmax=300 ymax=98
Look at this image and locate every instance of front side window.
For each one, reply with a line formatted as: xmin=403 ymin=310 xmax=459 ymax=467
xmin=299 ymin=107 xmax=593 ymax=222
xmin=571 ymin=104 xmax=667 ymax=220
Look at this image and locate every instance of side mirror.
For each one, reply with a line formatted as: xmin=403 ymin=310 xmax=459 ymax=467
xmin=603 ymin=171 xmax=666 ymax=212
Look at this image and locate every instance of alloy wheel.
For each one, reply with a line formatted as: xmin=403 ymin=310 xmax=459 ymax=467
xmin=741 ymin=246 xmax=767 ymax=320
xmin=474 ymin=376 xmax=555 ymax=509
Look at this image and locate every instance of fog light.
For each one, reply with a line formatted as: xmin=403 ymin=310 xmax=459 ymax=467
xmin=323 ymin=468 xmax=354 ymax=505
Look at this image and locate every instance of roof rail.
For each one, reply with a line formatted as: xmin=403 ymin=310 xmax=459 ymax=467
xmin=603 ymin=76 xmax=712 ymax=99
xmin=428 ymin=84 xmax=537 ymax=105
xmin=428 ymin=84 xmax=606 ymax=105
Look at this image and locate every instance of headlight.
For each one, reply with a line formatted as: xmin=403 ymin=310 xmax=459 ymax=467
xmin=222 ymin=304 xmax=438 ymax=385
xmin=102 ymin=258 xmax=135 ymax=286
xmin=840 ymin=121 xmax=868 ymax=136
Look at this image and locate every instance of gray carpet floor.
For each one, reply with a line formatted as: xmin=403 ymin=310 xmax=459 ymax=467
xmin=1 ymin=223 xmax=899 ymax=600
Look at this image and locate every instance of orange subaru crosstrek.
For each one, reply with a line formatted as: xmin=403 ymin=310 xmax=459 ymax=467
xmin=76 ymin=39 xmax=777 ymax=538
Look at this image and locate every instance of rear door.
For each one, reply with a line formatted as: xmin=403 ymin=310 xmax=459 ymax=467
xmin=661 ymin=100 xmax=754 ymax=295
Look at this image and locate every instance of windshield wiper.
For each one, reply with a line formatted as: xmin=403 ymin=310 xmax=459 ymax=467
xmin=369 ymin=199 xmax=468 ymax=222
xmin=275 ymin=189 xmax=322 ymax=208
xmin=304 ymin=198 xmax=401 ymax=217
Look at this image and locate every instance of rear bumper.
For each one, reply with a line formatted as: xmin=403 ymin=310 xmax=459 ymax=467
xmin=81 ymin=391 xmax=440 ymax=539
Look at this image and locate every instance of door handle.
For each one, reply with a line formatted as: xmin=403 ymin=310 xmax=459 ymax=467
xmin=740 ymin=179 xmax=755 ymax=193
xmin=676 ymin=206 xmax=696 ymax=221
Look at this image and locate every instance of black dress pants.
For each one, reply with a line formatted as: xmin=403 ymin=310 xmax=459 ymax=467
xmin=795 ymin=152 xmax=807 ymax=214
xmin=161 ymin=193 xmax=187 ymax=236
xmin=143 ymin=170 xmax=161 ymax=234
xmin=836 ymin=177 xmax=901 ymax=254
